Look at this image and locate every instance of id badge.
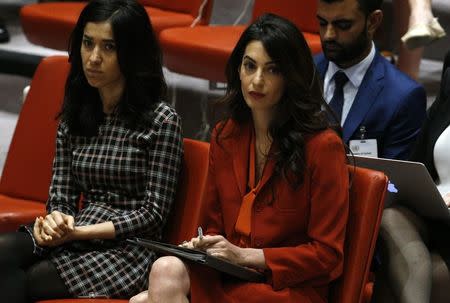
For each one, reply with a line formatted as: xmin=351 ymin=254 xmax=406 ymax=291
xmin=349 ymin=139 xmax=378 ymax=157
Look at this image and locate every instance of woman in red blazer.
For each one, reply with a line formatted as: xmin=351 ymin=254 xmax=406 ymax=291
xmin=131 ymin=13 xmax=349 ymax=303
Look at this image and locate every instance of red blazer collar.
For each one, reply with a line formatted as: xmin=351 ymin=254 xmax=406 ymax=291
xmin=221 ymin=120 xmax=276 ymax=196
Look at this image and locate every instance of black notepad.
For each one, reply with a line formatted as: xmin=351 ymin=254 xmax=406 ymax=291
xmin=127 ymin=238 xmax=265 ymax=283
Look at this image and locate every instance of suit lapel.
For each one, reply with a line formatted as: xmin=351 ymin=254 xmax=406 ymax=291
xmin=230 ymin=121 xmax=277 ymax=196
xmin=315 ymin=54 xmax=329 ymax=81
xmin=342 ymin=53 xmax=384 ymax=142
xmin=257 ymin=154 xmax=276 ymax=193
xmin=231 ymin=122 xmax=251 ymax=196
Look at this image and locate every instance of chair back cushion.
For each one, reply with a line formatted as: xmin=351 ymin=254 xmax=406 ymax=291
xmin=252 ymin=0 xmax=319 ymax=33
xmin=329 ymin=166 xmax=387 ymax=303
xmin=163 ymin=139 xmax=210 ymax=245
xmin=141 ymin=0 xmax=213 ymax=22
xmin=20 ymin=3 xmax=87 ymax=51
xmin=0 ymin=56 xmax=70 ymax=203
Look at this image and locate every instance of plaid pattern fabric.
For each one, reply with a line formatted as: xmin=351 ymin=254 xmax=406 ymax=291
xmin=28 ymin=102 xmax=183 ymax=298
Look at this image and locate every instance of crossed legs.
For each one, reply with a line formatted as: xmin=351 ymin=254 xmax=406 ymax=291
xmin=372 ymin=206 xmax=432 ymax=303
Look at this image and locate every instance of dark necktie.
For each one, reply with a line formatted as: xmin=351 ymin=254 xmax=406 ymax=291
xmin=329 ymin=71 xmax=349 ymax=124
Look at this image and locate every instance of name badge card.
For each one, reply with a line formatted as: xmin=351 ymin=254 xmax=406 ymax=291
xmin=349 ymin=139 xmax=378 ymax=158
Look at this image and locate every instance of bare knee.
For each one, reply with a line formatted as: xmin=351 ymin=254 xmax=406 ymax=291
xmin=149 ymin=256 xmax=190 ymax=295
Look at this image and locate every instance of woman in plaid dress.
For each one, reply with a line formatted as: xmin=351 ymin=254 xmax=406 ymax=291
xmin=0 ymin=0 xmax=183 ymax=301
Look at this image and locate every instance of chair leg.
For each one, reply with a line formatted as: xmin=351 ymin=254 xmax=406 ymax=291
xmin=195 ymin=93 xmax=210 ymax=141
xmin=22 ymin=85 xmax=30 ymax=103
xmin=169 ymin=81 xmax=178 ymax=108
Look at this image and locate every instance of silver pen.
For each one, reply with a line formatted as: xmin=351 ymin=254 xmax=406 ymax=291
xmin=197 ymin=226 xmax=203 ymax=241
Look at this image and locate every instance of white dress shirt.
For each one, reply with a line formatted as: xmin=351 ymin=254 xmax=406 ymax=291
xmin=434 ymin=124 xmax=450 ymax=196
xmin=324 ymin=42 xmax=376 ymax=126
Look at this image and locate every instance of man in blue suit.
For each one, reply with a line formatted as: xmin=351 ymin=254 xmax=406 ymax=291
xmin=315 ymin=0 xmax=426 ymax=159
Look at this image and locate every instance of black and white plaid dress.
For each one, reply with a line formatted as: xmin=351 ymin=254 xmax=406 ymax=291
xmin=26 ymin=102 xmax=183 ymax=298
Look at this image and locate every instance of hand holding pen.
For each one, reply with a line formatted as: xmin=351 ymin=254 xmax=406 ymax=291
xmin=197 ymin=226 xmax=203 ymax=241
xmin=179 ymin=226 xmax=204 ymax=249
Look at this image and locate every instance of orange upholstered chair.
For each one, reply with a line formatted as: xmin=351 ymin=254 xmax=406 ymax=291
xmin=37 ymin=138 xmax=210 ymax=303
xmin=20 ymin=0 xmax=213 ymax=51
xmin=38 ymin=300 xmax=126 ymax=303
xmin=329 ymin=166 xmax=388 ymax=303
xmin=0 ymin=56 xmax=70 ymax=233
xmin=159 ymin=0 xmax=321 ymax=82
xmin=163 ymin=138 xmax=210 ymax=245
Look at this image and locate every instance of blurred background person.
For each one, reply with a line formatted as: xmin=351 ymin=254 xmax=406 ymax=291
xmin=396 ymin=0 xmax=446 ymax=80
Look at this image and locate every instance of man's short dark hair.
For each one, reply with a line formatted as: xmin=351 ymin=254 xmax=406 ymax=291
xmin=320 ymin=0 xmax=383 ymax=15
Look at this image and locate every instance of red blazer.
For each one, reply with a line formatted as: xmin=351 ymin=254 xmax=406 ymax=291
xmin=191 ymin=120 xmax=349 ymax=303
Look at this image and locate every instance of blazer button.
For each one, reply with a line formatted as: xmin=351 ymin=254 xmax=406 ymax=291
xmin=254 ymin=238 xmax=262 ymax=247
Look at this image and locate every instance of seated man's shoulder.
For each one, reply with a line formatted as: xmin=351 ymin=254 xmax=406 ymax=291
xmin=372 ymin=58 xmax=426 ymax=110
xmin=380 ymin=57 xmax=424 ymax=93
xmin=313 ymin=53 xmax=326 ymax=65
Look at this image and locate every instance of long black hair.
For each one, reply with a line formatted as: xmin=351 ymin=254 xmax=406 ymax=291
xmin=216 ymin=13 xmax=339 ymax=187
xmin=60 ymin=0 xmax=167 ymax=136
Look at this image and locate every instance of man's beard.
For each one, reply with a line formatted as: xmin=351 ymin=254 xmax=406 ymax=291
xmin=322 ymin=28 xmax=370 ymax=67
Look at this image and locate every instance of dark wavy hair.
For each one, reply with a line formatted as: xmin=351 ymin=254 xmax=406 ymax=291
xmin=216 ymin=13 xmax=340 ymax=187
xmin=60 ymin=0 xmax=167 ymax=136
